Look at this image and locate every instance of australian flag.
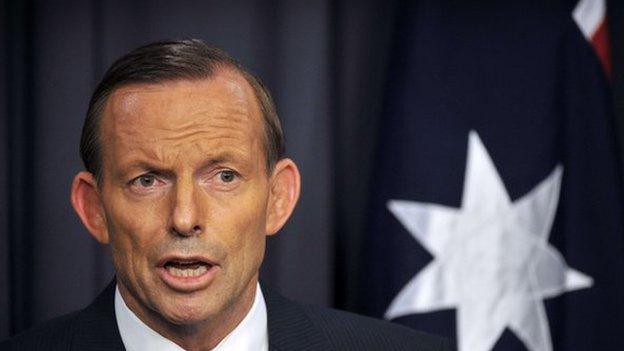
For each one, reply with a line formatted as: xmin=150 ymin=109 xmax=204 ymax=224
xmin=360 ymin=1 xmax=624 ymax=350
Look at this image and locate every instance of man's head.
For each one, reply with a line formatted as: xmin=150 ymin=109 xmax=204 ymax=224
xmin=70 ymin=39 xmax=300 ymax=346
xmin=81 ymin=39 xmax=285 ymax=181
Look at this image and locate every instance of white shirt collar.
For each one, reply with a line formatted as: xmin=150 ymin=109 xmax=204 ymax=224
xmin=114 ymin=283 xmax=268 ymax=351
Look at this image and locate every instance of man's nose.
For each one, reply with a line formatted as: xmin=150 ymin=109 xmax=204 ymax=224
xmin=171 ymin=179 xmax=203 ymax=237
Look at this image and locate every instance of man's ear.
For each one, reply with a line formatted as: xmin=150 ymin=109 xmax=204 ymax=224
xmin=266 ymin=158 xmax=301 ymax=236
xmin=70 ymin=171 xmax=110 ymax=244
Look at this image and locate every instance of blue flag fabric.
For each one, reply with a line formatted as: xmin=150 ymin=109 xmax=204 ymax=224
xmin=361 ymin=2 xmax=624 ymax=351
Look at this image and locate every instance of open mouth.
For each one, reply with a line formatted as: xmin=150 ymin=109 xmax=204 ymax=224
xmin=158 ymin=256 xmax=216 ymax=278
xmin=164 ymin=261 xmax=211 ymax=277
xmin=156 ymin=256 xmax=219 ymax=291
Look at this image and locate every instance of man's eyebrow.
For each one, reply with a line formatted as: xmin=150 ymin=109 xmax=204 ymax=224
xmin=196 ymin=151 xmax=247 ymax=171
xmin=119 ymin=161 xmax=175 ymax=177
xmin=119 ymin=151 xmax=249 ymax=174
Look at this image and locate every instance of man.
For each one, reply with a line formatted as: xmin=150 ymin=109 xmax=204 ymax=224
xmin=1 ymin=39 xmax=452 ymax=351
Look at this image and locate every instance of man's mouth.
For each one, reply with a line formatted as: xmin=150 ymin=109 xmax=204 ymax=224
xmin=164 ymin=261 xmax=210 ymax=277
xmin=156 ymin=256 xmax=220 ymax=291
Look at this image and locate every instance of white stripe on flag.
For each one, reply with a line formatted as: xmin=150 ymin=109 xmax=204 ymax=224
xmin=572 ymin=0 xmax=606 ymax=39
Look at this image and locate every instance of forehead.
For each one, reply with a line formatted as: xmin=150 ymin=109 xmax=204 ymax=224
xmin=98 ymin=71 xmax=267 ymax=173
xmin=103 ymin=70 xmax=262 ymax=131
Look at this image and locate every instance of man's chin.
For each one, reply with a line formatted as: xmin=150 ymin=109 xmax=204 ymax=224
xmin=152 ymin=287 xmax=244 ymax=329
xmin=157 ymin=303 xmax=217 ymax=326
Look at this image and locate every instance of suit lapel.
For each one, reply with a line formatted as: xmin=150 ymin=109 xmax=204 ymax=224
xmin=71 ymin=280 xmax=126 ymax=351
xmin=263 ymin=287 xmax=332 ymax=351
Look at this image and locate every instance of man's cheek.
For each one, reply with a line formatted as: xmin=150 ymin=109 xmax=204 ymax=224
xmin=115 ymin=207 xmax=165 ymax=244
xmin=226 ymin=219 xmax=262 ymax=254
xmin=108 ymin=221 xmax=149 ymax=273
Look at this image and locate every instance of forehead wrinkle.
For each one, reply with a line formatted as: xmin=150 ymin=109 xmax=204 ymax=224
xmin=155 ymin=114 xmax=255 ymax=144
xmin=106 ymin=92 xmax=255 ymax=142
xmin=101 ymin=71 xmax=267 ymax=171
xmin=105 ymin=71 xmax=263 ymax=132
xmin=112 ymin=127 xmax=256 ymax=170
xmin=113 ymin=98 xmax=257 ymax=146
xmin=111 ymin=119 xmax=253 ymax=151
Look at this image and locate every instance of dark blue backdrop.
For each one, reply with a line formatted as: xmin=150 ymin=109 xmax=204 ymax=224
xmin=3 ymin=2 xmax=624 ymax=349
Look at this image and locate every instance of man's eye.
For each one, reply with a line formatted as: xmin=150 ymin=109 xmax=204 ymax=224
xmin=218 ymin=170 xmax=237 ymax=183
xmin=136 ymin=174 xmax=156 ymax=187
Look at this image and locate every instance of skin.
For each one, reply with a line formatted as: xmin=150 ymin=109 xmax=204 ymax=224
xmin=70 ymin=70 xmax=300 ymax=350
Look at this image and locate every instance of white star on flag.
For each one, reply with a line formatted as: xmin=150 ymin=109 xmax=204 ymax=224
xmin=385 ymin=131 xmax=593 ymax=351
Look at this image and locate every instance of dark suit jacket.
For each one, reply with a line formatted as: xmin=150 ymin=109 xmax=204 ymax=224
xmin=1 ymin=281 xmax=454 ymax=350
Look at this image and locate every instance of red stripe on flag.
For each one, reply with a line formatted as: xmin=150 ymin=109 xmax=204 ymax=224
xmin=591 ymin=18 xmax=612 ymax=80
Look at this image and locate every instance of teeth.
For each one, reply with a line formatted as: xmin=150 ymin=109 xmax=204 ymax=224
xmin=166 ymin=264 xmax=208 ymax=278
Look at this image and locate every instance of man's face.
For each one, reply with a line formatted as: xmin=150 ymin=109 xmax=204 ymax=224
xmin=97 ymin=72 xmax=271 ymax=326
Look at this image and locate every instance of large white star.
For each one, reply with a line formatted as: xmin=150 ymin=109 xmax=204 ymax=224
xmin=385 ymin=131 xmax=593 ymax=351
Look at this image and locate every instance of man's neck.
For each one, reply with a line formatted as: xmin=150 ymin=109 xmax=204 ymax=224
xmin=117 ymin=279 xmax=257 ymax=350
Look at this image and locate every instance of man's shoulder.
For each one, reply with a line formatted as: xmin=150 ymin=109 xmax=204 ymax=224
xmin=263 ymin=287 xmax=454 ymax=351
xmin=0 ymin=311 xmax=81 ymax=350
xmin=302 ymin=303 xmax=453 ymax=351
xmin=1 ymin=282 xmax=123 ymax=350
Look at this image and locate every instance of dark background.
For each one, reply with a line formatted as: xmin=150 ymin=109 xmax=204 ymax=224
xmin=1 ymin=0 xmax=623 ymax=340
